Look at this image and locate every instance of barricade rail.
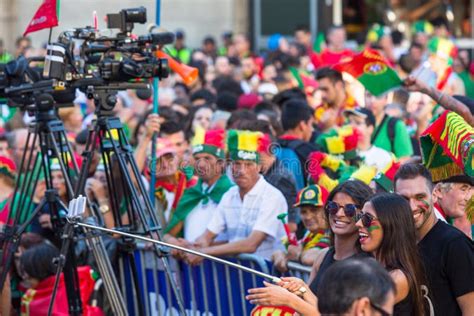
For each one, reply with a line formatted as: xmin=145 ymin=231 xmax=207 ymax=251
xmin=286 ymin=261 xmax=312 ymax=282
xmin=118 ymin=243 xmax=313 ymax=315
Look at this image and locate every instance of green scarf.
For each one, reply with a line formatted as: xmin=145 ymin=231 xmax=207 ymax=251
xmin=164 ymin=174 xmax=234 ymax=234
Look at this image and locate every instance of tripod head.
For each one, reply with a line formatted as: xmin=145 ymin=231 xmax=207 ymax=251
xmin=83 ymin=82 xmax=150 ymax=116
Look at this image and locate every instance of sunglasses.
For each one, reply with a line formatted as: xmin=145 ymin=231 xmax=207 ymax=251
xmin=325 ymin=201 xmax=358 ymax=218
xmin=370 ymin=301 xmax=391 ymax=316
xmin=355 ymin=212 xmax=379 ymax=228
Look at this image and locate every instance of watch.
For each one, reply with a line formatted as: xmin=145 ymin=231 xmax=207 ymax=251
xmin=99 ymin=204 xmax=110 ymax=214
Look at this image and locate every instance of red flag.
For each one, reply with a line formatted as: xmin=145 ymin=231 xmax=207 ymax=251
xmin=23 ymin=0 xmax=58 ymax=36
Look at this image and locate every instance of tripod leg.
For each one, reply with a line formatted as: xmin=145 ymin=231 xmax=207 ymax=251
xmin=82 ymin=222 xmax=127 ymax=316
xmin=98 ymin=118 xmax=187 ymax=314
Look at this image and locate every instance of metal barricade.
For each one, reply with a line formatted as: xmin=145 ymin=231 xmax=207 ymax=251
xmin=286 ymin=261 xmax=312 ymax=282
xmin=119 ymin=243 xmax=271 ymax=315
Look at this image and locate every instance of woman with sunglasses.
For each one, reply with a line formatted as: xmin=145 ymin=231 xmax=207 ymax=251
xmin=246 ymin=180 xmax=373 ymax=314
xmin=307 ymin=179 xmax=373 ymax=295
xmin=356 ymin=193 xmax=426 ymax=316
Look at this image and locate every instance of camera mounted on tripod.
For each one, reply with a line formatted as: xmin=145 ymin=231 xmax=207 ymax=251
xmin=0 ymin=6 xmax=173 ymax=112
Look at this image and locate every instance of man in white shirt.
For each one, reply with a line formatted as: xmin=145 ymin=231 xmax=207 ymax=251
xmin=344 ymin=107 xmax=393 ymax=173
xmin=163 ymin=129 xmax=234 ymax=243
xmin=186 ymin=130 xmax=286 ymax=263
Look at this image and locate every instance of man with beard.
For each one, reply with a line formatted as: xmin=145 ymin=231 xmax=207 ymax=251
xmin=315 ymin=68 xmax=358 ymax=132
xmin=240 ymin=56 xmax=260 ymax=94
xmin=186 ymin=130 xmax=286 ymax=264
xmin=394 ymin=163 xmax=474 ymax=316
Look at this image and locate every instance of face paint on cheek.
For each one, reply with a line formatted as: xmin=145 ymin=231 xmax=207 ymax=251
xmin=368 ymin=225 xmax=381 ymax=233
xmin=419 ymin=199 xmax=430 ymax=210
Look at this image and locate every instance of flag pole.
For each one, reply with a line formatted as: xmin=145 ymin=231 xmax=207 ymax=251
xmin=48 ymin=28 xmax=53 ymax=44
xmin=149 ymin=0 xmax=161 ymax=207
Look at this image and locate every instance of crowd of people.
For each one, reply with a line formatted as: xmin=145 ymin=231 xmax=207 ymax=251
xmin=0 ymin=14 xmax=473 ymax=316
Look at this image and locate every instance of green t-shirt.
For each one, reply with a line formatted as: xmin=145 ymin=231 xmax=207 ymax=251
xmin=372 ymin=116 xmax=413 ymax=158
xmin=459 ymin=71 xmax=474 ymax=99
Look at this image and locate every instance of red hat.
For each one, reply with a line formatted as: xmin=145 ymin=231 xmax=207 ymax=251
xmin=237 ymin=93 xmax=262 ymax=110
xmin=154 ymin=138 xmax=177 ymax=158
xmin=192 ymin=129 xmax=226 ymax=158
xmin=257 ymin=133 xmax=272 ymax=154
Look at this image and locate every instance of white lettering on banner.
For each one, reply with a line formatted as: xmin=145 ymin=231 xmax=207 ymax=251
xmin=149 ymin=292 xmax=215 ymax=316
xmin=192 ymin=145 xmax=204 ymax=154
xmin=237 ymin=150 xmax=256 ymax=160
xmin=31 ymin=16 xmax=47 ymax=25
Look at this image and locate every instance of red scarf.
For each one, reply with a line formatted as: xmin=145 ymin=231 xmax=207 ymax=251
xmin=434 ymin=202 xmax=447 ymax=219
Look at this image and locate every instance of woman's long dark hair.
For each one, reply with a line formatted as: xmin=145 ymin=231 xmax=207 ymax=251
xmin=325 ymin=179 xmax=374 ymax=246
xmin=370 ymin=193 xmax=426 ymax=316
xmin=20 ymin=242 xmax=59 ymax=282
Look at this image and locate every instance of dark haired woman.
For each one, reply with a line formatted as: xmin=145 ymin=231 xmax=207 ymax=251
xmin=356 ymin=193 xmax=426 ymax=315
xmin=246 ymin=180 xmax=373 ymax=314
xmin=307 ymin=179 xmax=374 ymax=294
xmin=20 ymin=242 xmax=70 ymax=315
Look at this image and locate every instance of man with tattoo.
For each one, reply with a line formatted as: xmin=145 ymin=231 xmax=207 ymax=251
xmin=404 ymin=76 xmax=473 ymax=126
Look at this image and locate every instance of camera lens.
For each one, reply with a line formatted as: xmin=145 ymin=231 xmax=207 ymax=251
xmin=124 ymin=7 xmax=147 ymax=24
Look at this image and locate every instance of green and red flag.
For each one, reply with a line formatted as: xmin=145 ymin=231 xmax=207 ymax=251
xmin=289 ymin=67 xmax=319 ymax=95
xmin=420 ymin=111 xmax=474 ymax=182
xmin=333 ymin=49 xmax=402 ymax=97
xmin=313 ymin=31 xmax=326 ymax=53
xmin=23 ymin=0 xmax=60 ymax=36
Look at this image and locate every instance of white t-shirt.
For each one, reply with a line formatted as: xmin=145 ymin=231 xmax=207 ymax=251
xmin=207 ymin=176 xmax=286 ymax=259
xmin=184 ymin=198 xmax=219 ymax=242
xmin=359 ymin=146 xmax=393 ymax=173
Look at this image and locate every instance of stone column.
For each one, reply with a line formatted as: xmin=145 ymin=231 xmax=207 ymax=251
xmin=233 ymin=0 xmax=249 ymax=35
xmin=0 ymin=0 xmax=18 ymax=53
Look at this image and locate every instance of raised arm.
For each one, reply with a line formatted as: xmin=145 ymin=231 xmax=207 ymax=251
xmin=404 ymin=76 xmax=474 ymax=126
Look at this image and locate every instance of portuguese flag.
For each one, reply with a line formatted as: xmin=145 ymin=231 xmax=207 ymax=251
xmin=289 ymin=67 xmax=319 ymax=95
xmin=420 ymin=111 xmax=474 ymax=182
xmin=333 ymin=49 xmax=402 ymax=97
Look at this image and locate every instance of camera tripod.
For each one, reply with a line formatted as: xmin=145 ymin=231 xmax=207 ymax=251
xmin=73 ymin=83 xmax=186 ymax=315
xmin=0 ymin=94 xmax=126 ymax=316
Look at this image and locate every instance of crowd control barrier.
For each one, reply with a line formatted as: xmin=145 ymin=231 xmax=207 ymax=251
xmin=120 ymin=244 xmax=273 ymax=315
xmin=285 ymin=261 xmax=312 ymax=282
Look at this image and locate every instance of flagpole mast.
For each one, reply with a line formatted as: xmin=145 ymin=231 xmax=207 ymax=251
xmin=149 ymin=0 xmax=161 ymax=208
xmin=148 ymin=3 xmax=187 ymax=314
xmin=48 ymin=28 xmax=53 ymax=44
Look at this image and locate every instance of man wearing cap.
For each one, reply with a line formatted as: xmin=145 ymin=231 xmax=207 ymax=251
xmin=272 ymin=184 xmax=330 ymax=272
xmin=167 ymin=30 xmax=191 ymax=65
xmin=30 ymin=158 xmax=71 ymax=243
xmin=186 ymin=130 xmax=286 ymax=263
xmin=149 ymin=138 xmax=197 ymax=227
xmin=345 ymin=107 xmax=393 ymax=173
xmin=164 ymin=130 xmax=234 ymax=243
xmin=433 ymin=175 xmax=473 ymax=238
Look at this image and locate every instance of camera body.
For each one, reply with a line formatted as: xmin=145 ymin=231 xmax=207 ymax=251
xmin=0 ymin=7 xmax=174 ymax=110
